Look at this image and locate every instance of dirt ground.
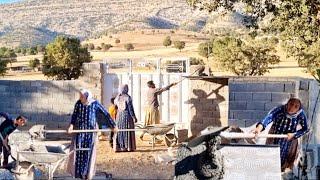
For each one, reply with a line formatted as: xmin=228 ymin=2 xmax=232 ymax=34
xmin=95 ymin=135 xmax=175 ymax=179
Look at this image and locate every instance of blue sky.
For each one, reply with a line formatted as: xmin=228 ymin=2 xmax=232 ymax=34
xmin=0 ymin=0 xmax=22 ymax=4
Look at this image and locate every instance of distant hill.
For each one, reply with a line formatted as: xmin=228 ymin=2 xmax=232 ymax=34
xmin=0 ymin=0 xmax=213 ymax=47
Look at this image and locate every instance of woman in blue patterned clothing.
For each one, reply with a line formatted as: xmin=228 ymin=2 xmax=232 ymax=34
xmin=114 ymin=84 xmax=137 ymax=152
xmin=253 ymin=98 xmax=308 ymax=171
xmin=67 ymin=89 xmax=117 ymax=179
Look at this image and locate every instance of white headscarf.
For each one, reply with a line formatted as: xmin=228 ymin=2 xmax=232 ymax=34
xmin=80 ymin=88 xmax=96 ymax=105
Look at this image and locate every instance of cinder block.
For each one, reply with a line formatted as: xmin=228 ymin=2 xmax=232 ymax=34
xmin=253 ymin=93 xmax=271 ymax=101
xmin=284 ymin=82 xmax=296 ymax=93
xmin=247 ymin=101 xmax=265 ymax=110
xmin=0 ymin=80 xmax=11 ymax=86
xmin=232 ymin=110 xmax=252 ymax=120
xmin=234 ymin=92 xmax=252 ymax=101
xmin=298 ymin=91 xmax=309 ymax=103
xmin=228 ymin=119 xmax=256 ymax=127
xmin=252 ymin=111 xmax=269 ymax=121
xmin=299 ymin=81 xmax=310 ymax=90
xmin=229 ymin=101 xmax=247 ymax=110
xmin=0 ymin=85 xmax=7 ymax=92
xmin=30 ymin=81 xmax=42 ymax=87
xmin=265 ymin=83 xmax=284 ymax=92
xmin=265 ymin=102 xmax=283 ymax=111
xmin=229 ymin=92 xmax=235 ymax=101
xmin=228 ymin=111 xmax=233 ymax=119
xmin=271 ymin=93 xmax=291 ymax=102
xmin=229 ymin=83 xmax=247 ymax=92
xmin=247 ymin=83 xmax=265 ymax=92
xmin=20 ymin=81 xmax=31 ymax=87
xmin=25 ymin=86 xmax=37 ymax=93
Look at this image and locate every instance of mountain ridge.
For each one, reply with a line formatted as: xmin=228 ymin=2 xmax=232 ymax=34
xmin=0 ymin=0 xmax=210 ymax=47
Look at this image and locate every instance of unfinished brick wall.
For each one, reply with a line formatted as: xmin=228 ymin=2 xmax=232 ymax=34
xmin=309 ymin=80 xmax=320 ymax=144
xmin=228 ymin=77 xmax=312 ymax=127
xmin=186 ymin=76 xmax=313 ymax=136
xmin=0 ymin=62 xmax=104 ymax=129
xmin=187 ymin=77 xmax=229 ymax=136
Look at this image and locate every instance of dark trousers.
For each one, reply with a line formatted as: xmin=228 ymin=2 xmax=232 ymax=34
xmin=0 ymin=141 xmax=9 ymax=166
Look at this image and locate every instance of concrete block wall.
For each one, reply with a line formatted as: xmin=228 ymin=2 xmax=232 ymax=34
xmin=0 ymin=80 xmax=78 ymax=129
xmin=188 ymin=77 xmax=228 ymax=136
xmin=228 ymin=77 xmax=312 ymax=127
xmin=0 ymin=62 xmax=104 ymax=129
xmin=309 ymin=80 xmax=320 ymax=144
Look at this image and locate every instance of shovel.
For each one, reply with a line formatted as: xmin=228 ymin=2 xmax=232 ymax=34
xmin=28 ymin=125 xmax=147 ymax=139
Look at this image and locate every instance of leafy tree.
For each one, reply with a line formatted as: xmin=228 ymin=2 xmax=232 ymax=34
xmin=96 ymin=46 xmax=102 ymax=50
xmin=0 ymin=48 xmax=17 ymax=64
xmin=186 ymin=0 xmax=320 ymax=75
xmin=212 ymin=36 xmax=280 ymax=76
xmin=27 ymin=47 xmax=37 ymax=55
xmin=21 ymin=48 xmax=27 ymax=55
xmin=163 ymin=36 xmax=172 ymax=47
xmin=298 ymin=41 xmax=320 ymax=77
xmin=190 ymin=57 xmax=205 ymax=65
xmin=198 ymin=42 xmax=213 ymax=60
xmin=82 ymin=44 xmax=89 ymax=49
xmin=88 ymin=43 xmax=95 ymax=50
xmin=14 ymin=47 xmax=22 ymax=53
xmin=42 ymin=36 xmax=92 ymax=80
xmin=315 ymin=69 xmax=320 ymax=83
xmin=124 ymin=43 xmax=134 ymax=51
xmin=173 ymin=41 xmax=185 ymax=52
xmin=3 ymin=49 xmax=17 ymax=59
xmin=0 ymin=60 xmax=8 ymax=76
xmin=115 ymin=39 xmax=120 ymax=44
xmin=37 ymin=45 xmax=45 ymax=53
xmin=29 ymin=58 xmax=41 ymax=70
xmin=102 ymin=44 xmax=113 ymax=51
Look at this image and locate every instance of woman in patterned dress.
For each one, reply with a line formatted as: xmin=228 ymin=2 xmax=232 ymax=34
xmin=253 ymin=98 xmax=308 ymax=171
xmin=67 ymin=89 xmax=117 ymax=179
xmin=114 ymin=84 xmax=137 ymax=152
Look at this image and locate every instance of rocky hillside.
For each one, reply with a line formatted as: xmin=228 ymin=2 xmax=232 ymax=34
xmin=0 ymin=0 xmax=211 ymax=47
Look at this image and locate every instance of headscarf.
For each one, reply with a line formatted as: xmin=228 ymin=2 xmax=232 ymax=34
xmin=285 ymin=98 xmax=303 ymax=119
xmin=115 ymin=84 xmax=130 ymax=111
xmin=119 ymin=84 xmax=129 ymax=95
xmin=80 ymin=88 xmax=96 ymax=105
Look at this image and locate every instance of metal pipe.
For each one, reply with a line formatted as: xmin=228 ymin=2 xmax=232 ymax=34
xmin=44 ymin=128 xmax=147 ymax=134
xmin=220 ymin=132 xmax=288 ymax=139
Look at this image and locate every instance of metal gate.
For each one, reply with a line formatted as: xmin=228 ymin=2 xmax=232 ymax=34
xmin=102 ymin=72 xmax=189 ymax=124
